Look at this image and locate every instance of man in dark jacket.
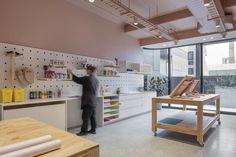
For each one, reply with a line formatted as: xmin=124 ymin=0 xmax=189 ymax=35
xmin=68 ymin=65 xmax=99 ymax=136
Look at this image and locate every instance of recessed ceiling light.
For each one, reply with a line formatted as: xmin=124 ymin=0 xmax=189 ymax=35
xmin=158 ymin=35 xmax=162 ymax=38
xmin=203 ymin=38 xmax=206 ymax=41
xmin=89 ymin=0 xmax=95 ymax=2
xmin=210 ymin=37 xmax=214 ymax=40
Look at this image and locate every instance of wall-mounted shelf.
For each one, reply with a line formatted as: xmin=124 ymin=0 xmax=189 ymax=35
xmin=104 ymin=65 xmax=119 ymax=68
xmin=48 ymin=65 xmax=67 ymax=68
xmin=97 ymin=75 xmax=120 ymax=77
xmin=37 ymin=78 xmax=72 ymax=81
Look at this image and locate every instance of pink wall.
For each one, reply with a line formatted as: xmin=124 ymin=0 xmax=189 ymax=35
xmin=0 ymin=0 xmax=143 ymax=61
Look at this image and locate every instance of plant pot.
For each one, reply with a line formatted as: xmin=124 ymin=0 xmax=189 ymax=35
xmin=156 ymin=103 xmax=162 ymax=110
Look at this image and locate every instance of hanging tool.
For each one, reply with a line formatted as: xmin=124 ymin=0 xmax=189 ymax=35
xmin=5 ymin=51 xmax=23 ymax=85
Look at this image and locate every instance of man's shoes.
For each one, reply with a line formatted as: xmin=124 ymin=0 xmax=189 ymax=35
xmin=76 ymin=131 xmax=88 ymax=136
xmin=88 ymin=130 xmax=96 ymax=134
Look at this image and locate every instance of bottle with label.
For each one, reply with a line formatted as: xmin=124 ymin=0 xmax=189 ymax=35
xmin=29 ymin=91 xmax=34 ymax=99
xmin=57 ymin=88 xmax=62 ymax=98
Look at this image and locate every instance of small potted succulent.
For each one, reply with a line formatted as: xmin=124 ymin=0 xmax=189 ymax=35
xmin=149 ymin=76 xmax=168 ymax=110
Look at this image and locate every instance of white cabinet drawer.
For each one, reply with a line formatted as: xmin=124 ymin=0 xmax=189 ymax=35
xmin=4 ymin=103 xmax=66 ymax=130
xmin=67 ymin=98 xmax=83 ymax=129
xmin=119 ymin=106 xmax=143 ymax=119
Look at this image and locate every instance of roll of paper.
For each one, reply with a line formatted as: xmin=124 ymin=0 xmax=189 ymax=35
xmin=0 ymin=135 xmax=52 ymax=155
xmin=0 ymin=139 xmax=61 ymax=157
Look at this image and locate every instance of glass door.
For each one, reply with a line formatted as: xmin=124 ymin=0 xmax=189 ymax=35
xmin=203 ymin=41 xmax=236 ymax=112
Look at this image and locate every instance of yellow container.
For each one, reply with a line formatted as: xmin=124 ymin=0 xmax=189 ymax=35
xmin=0 ymin=88 xmax=13 ymax=103
xmin=13 ymin=88 xmax=25 ymax=102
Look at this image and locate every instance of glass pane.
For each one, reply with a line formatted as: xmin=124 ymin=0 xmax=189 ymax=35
xmin=143 ymin=49 xmax=169 ymax=96
xmin=170 ymin=45 xmax=201 ymax=92
xmin=203 ymin=41 xmax=236 ymax=110
xmin=171 ymin=46 xmax=196 ymax=77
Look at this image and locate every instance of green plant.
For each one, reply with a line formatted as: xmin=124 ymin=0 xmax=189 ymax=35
xmin=149 ymin=77 xmax=168 ymax=96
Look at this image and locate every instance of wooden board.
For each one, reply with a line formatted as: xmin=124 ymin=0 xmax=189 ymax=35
xmin=0 ymin=118 xmax=99 ymax=157
xmin=153 ymin=94 xmax=220 ymax=106
xmin=169 ymin=76 xmax=193 ymax=98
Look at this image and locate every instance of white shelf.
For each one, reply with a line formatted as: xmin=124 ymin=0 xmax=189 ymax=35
xmin=37 ymin=78 xmax=72 ymax=81
xmin=104 ymin=113 xmax=119 ymax=119
xmin=104 ymin=104 xmax=120 ymax=108
xmin=104 ymin=109 xmax=119 ymax=113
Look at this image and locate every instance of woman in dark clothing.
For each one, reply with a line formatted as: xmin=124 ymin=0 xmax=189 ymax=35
xmin=68 ymin=65 xmax=99 ymax=136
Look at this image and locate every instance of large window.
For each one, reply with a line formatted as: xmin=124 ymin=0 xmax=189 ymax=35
xmin=170 ymin=46 xmax=196 ymax=77
xmin=170 ymin=45 xmax=201 ymax=94
xmin=143 ymin=40 xmax=236 ymax=113
xmin=203 ymin=41 xmax=236 ymax=110
xmin=143 ymin=49 xmax=168 ymax=95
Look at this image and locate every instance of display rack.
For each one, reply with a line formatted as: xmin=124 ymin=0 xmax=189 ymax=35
xmin=103 ymin=95 xmax=120 ymax=125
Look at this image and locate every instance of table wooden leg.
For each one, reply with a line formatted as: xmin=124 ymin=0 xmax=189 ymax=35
xmin=197 ymin=104 xmax=204 ymax=146
xmin=152 ymin=100 xmax=157 ymax=136
xmin=216 ymin=97 xmax=221 ymax=125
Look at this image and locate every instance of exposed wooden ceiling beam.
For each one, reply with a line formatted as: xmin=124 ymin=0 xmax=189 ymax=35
xmin=223 ymin=0 xmax=236 ymax=8
xmin=124 ymin=8 xmax=192 ymax=32
xmin=139 ymin=24 xmax=236 ymax=46
xmin=124 ymin=2 xmax=236 ymax=33
xmin=139 ymin=28 xmax=200 ymax=46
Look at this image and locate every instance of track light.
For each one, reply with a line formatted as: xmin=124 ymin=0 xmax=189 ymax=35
xmin=204 ymin=0 xmax=211 ymax=7
xmin=215 ymin=20 xmax=221 ymax=28
xmin=89 ymin=0 xmax=95 ymax=3
xmin=133 ymin=17 xmax=138 ymax=25
xmin=158 ymin=35 xmax=162 ymax=38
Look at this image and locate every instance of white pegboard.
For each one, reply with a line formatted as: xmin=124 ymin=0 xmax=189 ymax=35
xmin=0 ymin=43 xmax=144 ymax=99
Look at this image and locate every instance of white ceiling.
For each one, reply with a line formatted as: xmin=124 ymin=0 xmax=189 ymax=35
xmin=67 ymin=0 xmax=236 ymax=48
xmin=67 ymin=0 xmax=189 ymax=26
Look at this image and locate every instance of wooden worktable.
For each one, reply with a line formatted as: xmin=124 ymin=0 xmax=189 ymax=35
xmin=152 ymin=94 xmax=221 ymax=146
xmin=0 ymin=118 xmax=99 ymax=157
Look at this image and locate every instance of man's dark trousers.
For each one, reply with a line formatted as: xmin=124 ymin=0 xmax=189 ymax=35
xmin=81 ymin=107 xmax=96 ymax=132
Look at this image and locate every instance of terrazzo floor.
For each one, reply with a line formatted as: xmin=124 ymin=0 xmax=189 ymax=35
xmin=85 ymin=109 xmax=236 ymax=157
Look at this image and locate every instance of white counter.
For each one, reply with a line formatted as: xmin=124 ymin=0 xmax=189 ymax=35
xmin=0 ymin=96 xmax=80 ymax=107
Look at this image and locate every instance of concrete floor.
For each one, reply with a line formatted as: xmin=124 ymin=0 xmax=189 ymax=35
xmin=85 ymin=109 xmax=236 ymax=157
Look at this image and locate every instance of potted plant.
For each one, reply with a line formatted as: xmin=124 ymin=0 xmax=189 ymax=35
xmin=149 ymin=76 xmax=168 ymax=110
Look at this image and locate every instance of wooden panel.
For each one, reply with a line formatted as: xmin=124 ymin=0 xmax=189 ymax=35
xmin=223 ymin=0 xmax=236 ymax=8
xmin=0 ymin=118 xmax=99 ymax=157
xmin=124 ymin=8 xmax=193 ymax=32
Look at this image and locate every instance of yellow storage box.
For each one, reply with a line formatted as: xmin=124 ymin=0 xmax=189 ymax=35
xmin=13 ymin=88 xmax=25 ymax=102
xmin=0 ymin=88 xmax=13 ymax=103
